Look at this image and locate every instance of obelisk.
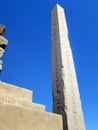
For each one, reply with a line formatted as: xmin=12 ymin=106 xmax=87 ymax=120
xmin=52 ymin=4 xmax=85 ymax=130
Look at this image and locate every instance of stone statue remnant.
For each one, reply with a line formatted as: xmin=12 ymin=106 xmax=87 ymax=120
xmin=0 ymin=24 xmax=6 ymax=36
xmin=0 ymin=24 xmax=8 ymax=72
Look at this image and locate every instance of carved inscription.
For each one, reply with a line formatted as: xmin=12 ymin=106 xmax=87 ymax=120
xmin=0 ymin=93 xmax=28 ymax=107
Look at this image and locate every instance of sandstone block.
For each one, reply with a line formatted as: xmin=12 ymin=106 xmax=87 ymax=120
xmin=0 ymin=101 xmax=63 ymax=130
xmin=0 ymin=82 xmax=32 ymax=102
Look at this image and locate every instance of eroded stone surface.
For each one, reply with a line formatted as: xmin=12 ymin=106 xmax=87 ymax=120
xmin=0 ymin=60 xmax=2 ymax=71
xmin=0 ymin=27 xmax=8 ymax=72
xmin=0 ymin=47 xmax=4 ymax=58
xmin=0 ymin=36 xmax=8 ymax=49
xmin=0 ymin=24 xmax=6 ymax=36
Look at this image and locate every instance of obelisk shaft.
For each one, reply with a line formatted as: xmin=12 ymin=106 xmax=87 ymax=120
xmin=52 ymin=4 xmax=85 ymax=130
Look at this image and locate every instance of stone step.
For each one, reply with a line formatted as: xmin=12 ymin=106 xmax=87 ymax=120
xmin=31 ymin=102 xmax=45 ymax=111
xmin=0 ymin=81 xmax=32 ymax=102
xmin=0 ymin=101 xmax=63 ymax=130
xmin=0 ymin=94 xmax=45 ymax=111
xmin=0 ymin=82 xmax=45 ymax=111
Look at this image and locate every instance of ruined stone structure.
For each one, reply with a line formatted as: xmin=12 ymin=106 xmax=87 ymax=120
xmin=52 ymin=4 xmax=85 ymax=130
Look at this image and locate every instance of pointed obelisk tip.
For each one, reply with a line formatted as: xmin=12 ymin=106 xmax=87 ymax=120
xmin=53 ymin=3 xmax=63 ymax=11
xmin=56 ymin=4 xmax=60 ymax=7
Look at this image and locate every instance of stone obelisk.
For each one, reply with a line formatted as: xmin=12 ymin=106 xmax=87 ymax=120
xmin=52 ymin=4 xmax=85 ymax=130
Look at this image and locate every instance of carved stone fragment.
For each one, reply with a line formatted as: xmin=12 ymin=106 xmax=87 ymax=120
xmin=0 ymin=60 xmax=2 ymax=71
xmin=0 ymin=36 xmax=8 ymax=49
xmin=0 ymin=24 xmax=6 ymax=36
xmin=0 ymin=47 xmax=4 ymax=58
xmin=0 ymin=24 xmax=8 ymax=72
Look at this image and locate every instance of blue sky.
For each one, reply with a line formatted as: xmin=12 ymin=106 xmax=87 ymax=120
xmin=0 ymin=0 xmax=98 ymax=130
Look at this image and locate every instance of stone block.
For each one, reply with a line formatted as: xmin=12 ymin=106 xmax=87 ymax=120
xmin=0 ymin=82 xmax=32 ymax=102
xmin=0 ymin=101 xmax=63 ymax=130
xmin=0 ymin=93 xmax=45 ymax=111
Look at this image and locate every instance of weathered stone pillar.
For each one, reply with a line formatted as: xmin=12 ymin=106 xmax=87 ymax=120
xmin=52 ymin=4 xmax=86 ymax=130
xmin=0 ymin=24 xmax=8 ymax=72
